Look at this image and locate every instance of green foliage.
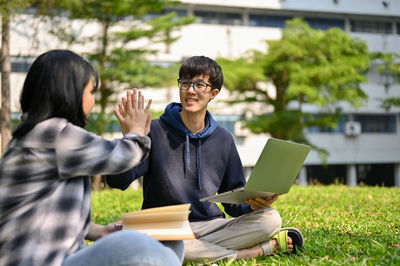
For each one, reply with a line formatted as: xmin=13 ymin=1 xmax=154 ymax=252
xmin=46 ymin=0 xmax=192 ymax=135
xmin=92 ymin=185 xmax=400 ymax=265
xmin=381 ymin=98 xmax=400 ymax=110
xmin=217 ymin=18 xmax=371 ymax=155
xmin=0 ymin=0 xmax=30 ymax=16
xmin=217 ymin=50 xmax=266 ymax=96
xmin=371 ymin=52 xmax=400 ymax=110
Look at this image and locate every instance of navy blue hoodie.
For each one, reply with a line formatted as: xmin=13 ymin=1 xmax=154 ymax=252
xmin=107 ymin=102 xmax=251 ymax=221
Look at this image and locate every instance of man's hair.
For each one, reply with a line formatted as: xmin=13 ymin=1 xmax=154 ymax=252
xmin=179 ymin=56 xmax=224 ymax=90
xmin=13 ymin=49 xmax=99 ymax=138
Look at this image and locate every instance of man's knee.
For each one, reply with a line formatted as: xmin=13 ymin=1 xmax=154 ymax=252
xmin=258 ymin=208 xmax=282 ymax=237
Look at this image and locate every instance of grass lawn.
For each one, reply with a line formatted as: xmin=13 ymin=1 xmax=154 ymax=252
xmin=92 ymin=185 xmax=400 ymax=265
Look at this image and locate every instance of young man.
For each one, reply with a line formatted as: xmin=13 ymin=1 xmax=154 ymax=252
xmin=107 ymin=56 xmax=302 ymax=261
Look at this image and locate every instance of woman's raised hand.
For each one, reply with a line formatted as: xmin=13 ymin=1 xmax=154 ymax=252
xmin=114 ymin=88 xmax=152 ymax=136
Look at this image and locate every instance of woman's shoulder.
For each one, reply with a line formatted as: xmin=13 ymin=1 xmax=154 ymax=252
xmin=39 ymin=117 xmax=70 ymax=128
xmin=35 ymin=118 xmax=73 ymax=138
xmin=20 ymin=118 xmax=83 ymax=148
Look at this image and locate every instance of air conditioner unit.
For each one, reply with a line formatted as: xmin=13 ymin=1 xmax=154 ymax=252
xmin=345 ymin=121 xmax=361 ymax=137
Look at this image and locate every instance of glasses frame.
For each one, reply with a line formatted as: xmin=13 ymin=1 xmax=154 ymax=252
xmin=177 ymin=78 xmax=214 ymax=93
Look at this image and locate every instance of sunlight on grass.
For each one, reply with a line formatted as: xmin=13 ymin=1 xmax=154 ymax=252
xmin=92 ymin=185 xmax=400 ymax=265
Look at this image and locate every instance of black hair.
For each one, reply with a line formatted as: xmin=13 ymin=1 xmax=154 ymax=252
xmin=13 ymin=49 xmax=99 ymax=138
xmin=179 ymin=56 xmax=224 ymax=90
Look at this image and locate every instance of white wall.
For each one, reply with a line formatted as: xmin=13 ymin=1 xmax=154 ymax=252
xmin=306 ymin=130 xmax=400 ymax=164
xmin=180 ymin=0 xmax=400 ymax=16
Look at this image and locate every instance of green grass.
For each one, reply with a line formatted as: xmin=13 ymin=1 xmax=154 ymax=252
xmin=92 ymin=185 xmax=400 ymax=265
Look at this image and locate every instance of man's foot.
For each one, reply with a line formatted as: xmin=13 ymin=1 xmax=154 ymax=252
xmin=268 ymin=236 xmax=293 ymax=254
xmin=263 ymin=227 xmax=305 ymax=255
xmin=236 ymin=236 xmax=293 ymax=259
xmin=236 ymin=227 xmax=304 ymax=259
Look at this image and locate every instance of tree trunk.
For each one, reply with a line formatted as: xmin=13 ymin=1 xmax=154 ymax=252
xmin=1 ymin=14 xmax=12 ymax=155
xmin=92 ymin=20 xmax=110 ymax=191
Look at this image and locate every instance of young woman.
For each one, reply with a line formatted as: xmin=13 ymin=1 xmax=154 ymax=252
xmin=0 ymin=50 xmax=182 ymax=266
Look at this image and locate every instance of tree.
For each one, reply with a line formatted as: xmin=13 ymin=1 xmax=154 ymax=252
xmin=46 ymin=0 xmax=193 ymax=190
xmin=0 ymin=0 xmax=33 ymax=154
xmin=371 ymin=52 xmax=400 ymax=110
xmin=217 ymin=18 xmax=371 ymax=157
xmin=0 ymin=1 xmax=69 ymax=154
xmin=48 ymin=0 xmax=192 ymax=136
xmin=0 ymin=5 xmax=11 ymax=154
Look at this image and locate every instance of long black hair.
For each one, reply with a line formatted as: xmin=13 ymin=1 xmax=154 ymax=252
xmin=13 ymin=50 xmax=99 ymax=138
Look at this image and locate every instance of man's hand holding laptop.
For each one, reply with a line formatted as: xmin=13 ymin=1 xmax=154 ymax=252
xmin=246 ymin=194 xmax=279 ymax=211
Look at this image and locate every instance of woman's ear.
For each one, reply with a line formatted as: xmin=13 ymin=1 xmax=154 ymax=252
xmin=209 ymin=89 xmax=219 ymax=101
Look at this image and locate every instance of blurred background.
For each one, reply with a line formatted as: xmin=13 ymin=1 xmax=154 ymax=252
xmin=1 ymin=0 xmax=399 ymax=189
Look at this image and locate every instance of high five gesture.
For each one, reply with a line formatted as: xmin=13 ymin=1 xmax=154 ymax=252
xmin=114 ymin=88 xmax=152 ymax=136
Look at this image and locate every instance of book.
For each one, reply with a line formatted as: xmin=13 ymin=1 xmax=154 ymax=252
xmin=122 ymin=203 xmax=195 ymax=241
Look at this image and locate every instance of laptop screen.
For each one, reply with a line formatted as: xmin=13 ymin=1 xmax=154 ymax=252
xmin=245 ymin=138 xmax=311 ymax=194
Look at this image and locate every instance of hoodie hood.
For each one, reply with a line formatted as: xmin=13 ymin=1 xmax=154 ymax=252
xmin=160 ymin=102 xmax=218 ymax=139
xmin=160 ymin=102 xmax=218 ymax=190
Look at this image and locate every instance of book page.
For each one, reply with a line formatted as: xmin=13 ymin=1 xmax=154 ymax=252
xmin=123 ymin=220 xmax=195 ymax=241
xmin=123 ymin=203 xmax=190 ymax=215
xmin=122 ymin=204 xmax=195 ymax=241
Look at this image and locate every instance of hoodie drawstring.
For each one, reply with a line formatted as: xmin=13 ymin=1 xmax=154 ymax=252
xmin=197 ymin=139 xmax=202 ymax=191
xmin=185 ymin=134 xmax=191 ymax=171
xmin=184 ymin=134 xmax=202 ymax=190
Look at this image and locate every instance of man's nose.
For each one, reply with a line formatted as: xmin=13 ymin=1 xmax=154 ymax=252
xmin=187 ymin=83 xmax=197 ymax=93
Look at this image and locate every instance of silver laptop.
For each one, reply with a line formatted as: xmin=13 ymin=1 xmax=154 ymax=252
xmin=200 ymin=138 xmax=311 ymax=204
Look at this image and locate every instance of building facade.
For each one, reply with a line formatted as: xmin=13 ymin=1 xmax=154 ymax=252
xmin=2 ymin=0 xmax=400 ymax=186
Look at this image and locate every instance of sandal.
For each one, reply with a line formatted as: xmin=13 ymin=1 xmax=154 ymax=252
xmin=260 ymin=227 xmax=304 ymax=255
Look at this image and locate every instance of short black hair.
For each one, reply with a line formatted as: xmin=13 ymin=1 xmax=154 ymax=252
xmin=13 ymin=49 xmax=99 ymax=138
xmin=179 ymin=56 xmax=223 ymax=90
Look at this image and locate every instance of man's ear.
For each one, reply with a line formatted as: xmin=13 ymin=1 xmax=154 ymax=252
xmin=209 ymin=89 xmax=219 ymax=101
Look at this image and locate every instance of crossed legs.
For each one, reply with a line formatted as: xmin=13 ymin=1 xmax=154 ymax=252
xmin=184 ymin=208 xmax=285 ymax=262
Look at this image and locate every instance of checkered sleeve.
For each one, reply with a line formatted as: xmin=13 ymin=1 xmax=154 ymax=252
xmin=55 ymin=122 xmax=151 ymax=179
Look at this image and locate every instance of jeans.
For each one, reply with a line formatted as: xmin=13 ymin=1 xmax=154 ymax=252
xmin=63 ymin=230 xmax=183 ymax=266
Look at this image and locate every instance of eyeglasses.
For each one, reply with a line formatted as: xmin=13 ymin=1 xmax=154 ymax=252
xmin=177 ymin=79 xmax=214 ymax=93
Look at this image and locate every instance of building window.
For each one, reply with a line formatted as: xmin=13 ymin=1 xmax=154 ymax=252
xmin=143 ymin=9 xmax=187 ymax=21
xmin=397 ymin=22 xmax=400 ymax=34
xmin=213 ymin=114 xmax=241 ymax=134
xmin=11 ymin=62 xmax=31 ymax=73
xmin=306 ymin=164 xmax=347 ymax=184
xmin=194 ymin=11 xmax=242 ymax=25
xmin=306 ymin=114 xmax=348 ymax=133
xmin=304 ymin=17 xmax=345 ymax=30
xmin=249 ymin=15 xmax=344 ymax=30
xmin=350 ymin=20 xmax=392 ymax=34
xmin=357 ymin=164 xmax=394 ymax=186
xmin=249 ymin=14 xmax=290 ymax=28
xmin=353 ymin=114 xmax=397 ymax=133
xmin=2 ymin=56 xmax=36 ymax=73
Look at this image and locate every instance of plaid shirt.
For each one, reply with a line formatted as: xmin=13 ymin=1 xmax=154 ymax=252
xmin=0 ymin=118 xmax=150 ymax=266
